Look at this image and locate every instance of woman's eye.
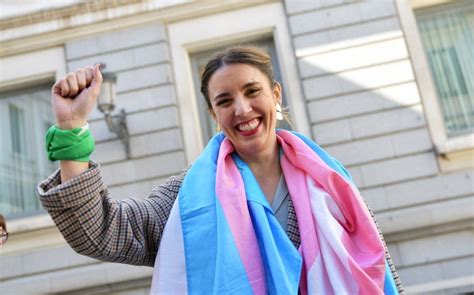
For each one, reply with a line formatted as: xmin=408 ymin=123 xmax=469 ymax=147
xmin=217 ymin=99 xmax=231 ymax=106
xmin=247 ymin=88 xmax=261 ymax=96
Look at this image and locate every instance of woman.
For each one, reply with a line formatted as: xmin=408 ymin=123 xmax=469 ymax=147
xmin=38 ymin=46 xmax=403 ymax=294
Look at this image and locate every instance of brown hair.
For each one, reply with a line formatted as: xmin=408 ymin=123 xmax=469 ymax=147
xmin=200 ymin=45 xmax=276 ymax=109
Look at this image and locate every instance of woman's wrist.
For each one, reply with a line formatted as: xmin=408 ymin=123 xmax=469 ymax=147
xmin=56 ymin=119 xmax=87 ymax=130
xmin=60 ymin=160 xmax=90 ymax=183
xmin=45 ymin=123 xmax=94 ymax=162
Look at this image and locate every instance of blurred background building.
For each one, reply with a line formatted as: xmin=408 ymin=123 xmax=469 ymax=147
xmin=0 ymin=0 xmax=473 ymax=294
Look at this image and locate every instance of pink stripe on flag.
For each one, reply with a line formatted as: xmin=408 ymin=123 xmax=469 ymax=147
xmin=280 ymin=154 xmax=318 ymax=295
xmin=277 ymin=131 xmax=385 ymax=293
xmin=215 ymin=139 xmax=266 ymax=294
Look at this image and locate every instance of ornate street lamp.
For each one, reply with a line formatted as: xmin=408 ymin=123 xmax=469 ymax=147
xmin=97 ymin=68 xmax=130 ymax=159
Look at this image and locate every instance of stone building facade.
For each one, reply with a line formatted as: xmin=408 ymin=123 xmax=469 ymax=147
xmin=0 ymin=0 xmax=472 ymax=294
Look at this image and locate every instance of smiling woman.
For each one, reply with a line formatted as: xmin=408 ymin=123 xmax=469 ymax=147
xmin=210 ymin=66 xmax=279 ymax=150
xmin=37 ymin=45 xmax=403 ymax=294
xmin=208 ymin=63 xmax=282 ymax=202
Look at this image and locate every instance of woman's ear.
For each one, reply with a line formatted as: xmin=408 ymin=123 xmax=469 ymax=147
xmin=208 ymin=107 xmax=217 ymax=122
xmin=273 ymin=82 xmax=282 ymax=104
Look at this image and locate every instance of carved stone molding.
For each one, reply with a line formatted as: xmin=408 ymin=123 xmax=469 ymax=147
xmin=0 ymin=0 xmax=272 ymax=58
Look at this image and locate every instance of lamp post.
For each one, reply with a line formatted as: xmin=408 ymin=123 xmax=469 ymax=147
xmin=97 ymin=70 xmax=130 ymax=159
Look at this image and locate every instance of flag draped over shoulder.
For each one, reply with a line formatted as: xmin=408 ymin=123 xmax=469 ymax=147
xmin=151 ymin=130 xmax=399 ymax=295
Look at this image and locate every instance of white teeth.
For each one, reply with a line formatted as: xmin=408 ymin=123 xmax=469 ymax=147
xmin=238 ymin=118 xmax=259 ymax=131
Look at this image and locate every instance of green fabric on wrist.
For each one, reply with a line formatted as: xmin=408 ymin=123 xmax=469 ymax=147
xmin=45 ymin=124 xmax=95 ymax=162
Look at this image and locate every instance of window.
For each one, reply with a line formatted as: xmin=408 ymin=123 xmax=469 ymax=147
xmin=396 ymin=0 xmax=474 ymax=172
xmin=190 ymin=38 xmax=291 ymax=143
xmin=0 ymin=84 xmax=57 ymax=219
xmin=168 ymin=2 xmax=310 ymax=163
xmin=415 ymin=3 xmax=473 ymax=136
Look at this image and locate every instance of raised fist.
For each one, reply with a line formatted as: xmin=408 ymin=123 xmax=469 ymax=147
xmin=52 ymin=64 xmax=103 ymax=129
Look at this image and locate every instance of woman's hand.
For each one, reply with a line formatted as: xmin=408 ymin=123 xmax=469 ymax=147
xmin=52 ymin=64 xmax=103 ymax=130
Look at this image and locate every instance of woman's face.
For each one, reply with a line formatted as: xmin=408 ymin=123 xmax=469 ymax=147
xmin=208 ymin=63 xmax=281 ymax=158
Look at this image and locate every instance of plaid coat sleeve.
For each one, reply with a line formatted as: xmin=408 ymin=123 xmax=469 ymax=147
xmin=37 ymin=162 xmax=185 ymax=267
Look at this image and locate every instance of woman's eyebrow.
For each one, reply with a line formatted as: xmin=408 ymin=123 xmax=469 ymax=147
xmin=242 ymin=82 xmax=260 ymax=89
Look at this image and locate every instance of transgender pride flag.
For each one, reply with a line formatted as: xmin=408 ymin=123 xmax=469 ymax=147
xmin=151 ymin=131 xmax=399 ymax=295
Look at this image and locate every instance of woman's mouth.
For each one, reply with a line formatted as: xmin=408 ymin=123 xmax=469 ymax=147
xmin=236 ymin=118 xmax=261 ymax=135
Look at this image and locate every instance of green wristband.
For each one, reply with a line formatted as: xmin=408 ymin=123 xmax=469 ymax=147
xmin=45 ymin=124 xmax=95 ymax=162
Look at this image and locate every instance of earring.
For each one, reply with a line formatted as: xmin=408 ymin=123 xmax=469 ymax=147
xmin=276 ymin=103 xmax=283 ymax=121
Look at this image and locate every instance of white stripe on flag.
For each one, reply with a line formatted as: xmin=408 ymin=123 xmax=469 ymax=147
xmin=151 ymin=198 xmax=188 ymax=294
xmin=306 ymin=175 xmax=358 ymax=295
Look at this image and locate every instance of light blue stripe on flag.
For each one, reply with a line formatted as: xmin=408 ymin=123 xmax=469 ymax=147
xmin=384 ymin=261 xmax=398 ymax=295
xmin=234 ymin=154 xmax=303 ymax=295
xmin=180 ymin=133 xmax=253 ymax=294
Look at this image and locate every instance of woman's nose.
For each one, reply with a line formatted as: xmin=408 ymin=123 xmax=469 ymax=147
xmin=234 ymin=97 xmax=252 ymax=116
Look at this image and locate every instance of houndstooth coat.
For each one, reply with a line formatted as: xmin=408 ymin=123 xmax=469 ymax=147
xmin=38 ymin=162 xmax=404 ymax=293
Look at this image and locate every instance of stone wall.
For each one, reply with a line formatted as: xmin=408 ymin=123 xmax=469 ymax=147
xmin=284 ymin=0 xmax=473 ymax=292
